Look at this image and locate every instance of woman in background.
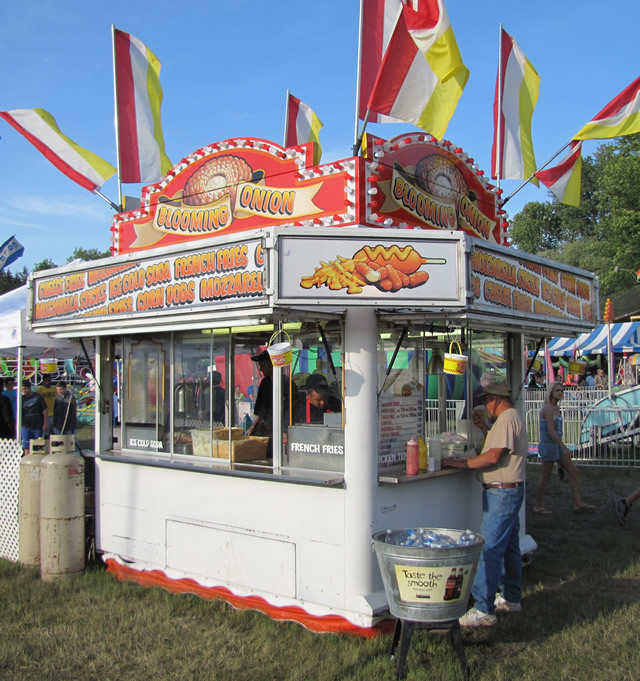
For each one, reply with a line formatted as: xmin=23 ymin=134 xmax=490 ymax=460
xmin=534 ymin=382 xmax=594 ymax=514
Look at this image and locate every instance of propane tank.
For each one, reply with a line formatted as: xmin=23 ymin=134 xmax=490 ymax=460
xmin=40 ymin=435 xmax=85 ymax=581
xmin=18 ymin=439 xmax=48 ymax=567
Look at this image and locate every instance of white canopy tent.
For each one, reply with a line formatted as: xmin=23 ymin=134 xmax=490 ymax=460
xmin=0 ymin=285 xmax=90 ymax=438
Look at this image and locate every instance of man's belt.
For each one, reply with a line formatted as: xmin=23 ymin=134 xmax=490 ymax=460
xmin=482 ymin=481 xmax=524 ymax=489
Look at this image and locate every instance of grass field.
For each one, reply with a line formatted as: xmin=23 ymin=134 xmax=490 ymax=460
xmin=2 ymin=463 xmax=640 ymax=681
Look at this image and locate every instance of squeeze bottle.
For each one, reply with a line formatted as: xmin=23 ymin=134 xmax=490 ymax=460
xmin=406 ymin=437 xmax=419 ymax=476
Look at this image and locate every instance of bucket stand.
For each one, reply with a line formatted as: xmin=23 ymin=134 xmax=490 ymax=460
xmin=390 ymin=618 xmax=468 ymax=680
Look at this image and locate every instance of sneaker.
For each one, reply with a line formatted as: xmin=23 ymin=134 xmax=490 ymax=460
xmin=459 ymin=607 xmax=497 ymax=627
xmin=494 ymin=593 xmax=522 ymax=613
xmin=614 ymin=498 xmax=629 ymax=526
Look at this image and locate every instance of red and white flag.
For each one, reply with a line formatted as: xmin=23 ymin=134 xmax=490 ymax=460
xmin=358 ymin=0 xmax=404 ymax=123
xmin=534 ymin=141 xmax=583 ymax=207
xmin=114 ymin=28 xmax=172 ymax=184
xmin=573 ymin=75 xmax=640 ymax=140
xmin=284 ymin=93 xmax=323 ymax=165
xmin=491 ymin=28 xmax=539 ymax=181
xmin=366 ymin=0 xmax=468 ymax=139
xmin=0 ymin=108 xmax=115 ymax=192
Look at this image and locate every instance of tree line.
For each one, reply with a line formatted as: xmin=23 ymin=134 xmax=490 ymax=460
xmin=509 ymin=134 xmax=640 ymax=301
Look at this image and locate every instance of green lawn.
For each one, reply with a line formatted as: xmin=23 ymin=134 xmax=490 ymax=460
xmin=2 ymin=464 xmax=640 ymax=680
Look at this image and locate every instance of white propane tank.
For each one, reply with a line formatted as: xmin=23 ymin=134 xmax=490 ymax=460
xmin=40 ymin=435 xmax=85 ymax=581
xmin=18 ymin=439 xmax=49 ymax=567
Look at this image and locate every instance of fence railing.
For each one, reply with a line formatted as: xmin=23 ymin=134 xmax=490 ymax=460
xmin=427 ymin=387 xmax=640 ymax=467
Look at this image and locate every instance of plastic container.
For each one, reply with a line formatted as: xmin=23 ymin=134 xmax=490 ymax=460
xmin=267 ymin=330 xmax=293 ymax=367
xmin=428 ymin=436 xmax=441 ymax=472
xmin=372 ymin=528 xmax=484 ymax=622
xmin=405 ymin=438 xmax=419 ymax=476
xmin=443 ymin=341 xmax=468 ymax=375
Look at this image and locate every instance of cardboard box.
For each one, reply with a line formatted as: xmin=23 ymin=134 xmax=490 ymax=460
xmin=191 ymin=429 xmax=269 ymax=462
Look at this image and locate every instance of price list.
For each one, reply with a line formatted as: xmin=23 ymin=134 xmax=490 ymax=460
xmin=378 ymin=395 xmax=424 ymax=468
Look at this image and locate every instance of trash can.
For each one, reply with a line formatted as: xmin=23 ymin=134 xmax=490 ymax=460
xmin=372 ymin=528 xmax=484 ymax=623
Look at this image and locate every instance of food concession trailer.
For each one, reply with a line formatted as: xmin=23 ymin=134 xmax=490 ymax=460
xmin=27 ymin=133 xmax=598 ymax=633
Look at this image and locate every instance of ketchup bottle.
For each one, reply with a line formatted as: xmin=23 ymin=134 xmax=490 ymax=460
xmin=406 ymin=437 xmax=419 ymax=476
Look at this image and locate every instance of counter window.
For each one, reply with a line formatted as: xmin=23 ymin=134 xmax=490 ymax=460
xmin=120 ymin=322 xmax=345 ymax=475
xmin=284 ymin=321 xmax=344 ymax=472
xmin=122 ymin=336 xmax=170 ymax=453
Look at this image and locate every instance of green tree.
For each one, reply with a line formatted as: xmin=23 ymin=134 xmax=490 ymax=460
xmin=508 ymin=134 xmax=640 ymax=298
xmin=32 ymin=258 xmax=57 ymax=272
xmin=68 ymin=247 xmax=110 ymax=262
xmin=0 ymin=266 xmax=28 ymax=295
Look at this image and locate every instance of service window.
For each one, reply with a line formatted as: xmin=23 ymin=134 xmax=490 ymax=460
xmin=284 ymin=320 xmax=344 ymax=472
xmin=377 ymin=323 xmax=426 ymax=469
xmin=122 ymin=335 xmax=171 ymax=453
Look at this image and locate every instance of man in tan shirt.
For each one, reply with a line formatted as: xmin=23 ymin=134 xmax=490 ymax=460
xmin=442 ymin=381 xmax=528 ymax=627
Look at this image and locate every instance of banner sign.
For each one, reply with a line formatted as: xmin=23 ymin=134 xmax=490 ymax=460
xmin=113 ymin=138 xmax=352 ymax=255
xmin=363 ymin=133 xmax=504 ymax=244
xmin=278 ymin=236 xmax=462 ymax=305
xmin=471 ymin=246 xmax=596 ymax=323
xmin=31 ymin=238 xmax=266 ymax=325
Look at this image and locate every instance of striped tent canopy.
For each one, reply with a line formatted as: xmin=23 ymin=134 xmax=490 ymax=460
xmin=545 ymin=322 xmax=640 ymax=356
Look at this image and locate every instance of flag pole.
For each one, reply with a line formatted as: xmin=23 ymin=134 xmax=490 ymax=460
xmin=353 ymin=109 xmax=371 ymax=156
xmin=92 ymin=189 xmax=122 ymax=212
xmin=353 ymin=0 xmax=365 ymax=153
xmin=495 ymin=24 xmax=503 ymax=193
xmin=283 ymin=89 xmax=290 ymax=148
xmin=502 ymin=140 xmax=572 ymax=205
xmin=111 ymin=24 xmax=124 ymax=212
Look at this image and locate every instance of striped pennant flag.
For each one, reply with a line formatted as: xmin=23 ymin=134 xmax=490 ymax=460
xmin=284 ymin=93 xmax=323 ymax=165
xmin=573 ymin=75 xmax=640 ymax=140
xmin=534 ymin=141 xmax=583 ymax=207
xmin=0 ymin=108 xmax=115 ymax=191
xmin=491 ymin=28 xmax=540 ymax=181
xmin=358 ymin=0 xmax=404 ymax=124
xmin=114 ymin=28 xmax=172 ymax=183
xmin=366 ymin=0 xmax=469 ymax=140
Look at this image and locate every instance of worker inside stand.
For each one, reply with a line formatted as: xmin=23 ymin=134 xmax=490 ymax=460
xmin=292 ymin=374 xmax=341 ymax=425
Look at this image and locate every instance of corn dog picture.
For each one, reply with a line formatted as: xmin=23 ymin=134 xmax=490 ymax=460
xmin=299 ymin=244 xmax=445 ymax=295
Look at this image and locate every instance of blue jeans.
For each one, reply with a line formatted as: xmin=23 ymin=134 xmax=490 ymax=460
xmin=21 ymin=427 xmax=43 ymax=451
xmin=471 ymin=486 xmax=525 ymax=615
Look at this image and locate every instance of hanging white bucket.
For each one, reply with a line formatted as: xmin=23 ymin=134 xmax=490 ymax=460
xmin=267 ymin=330 xmax=292 ymax=367
xmin=443 ymin=341 xmax=468 ymax=376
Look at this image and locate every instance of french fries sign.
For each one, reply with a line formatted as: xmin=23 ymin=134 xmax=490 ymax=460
xmin=278 ymin=237 xmax=462 ymax=304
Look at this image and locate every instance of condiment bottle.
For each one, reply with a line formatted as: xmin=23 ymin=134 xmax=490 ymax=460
xmin=418 ymin=436 xmax=428 ymax=471
xmin=406 ymin=437 xmax=419 ymax=476
xmin=428 ymin=435 xmax=441 ymax=472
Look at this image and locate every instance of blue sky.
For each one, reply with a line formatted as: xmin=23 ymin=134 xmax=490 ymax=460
xmin=1 ymin=0 xmax=638 ymax=272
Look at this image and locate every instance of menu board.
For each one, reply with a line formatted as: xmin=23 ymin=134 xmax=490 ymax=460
xmin=378 ymin=394 xmax=424 ymax=468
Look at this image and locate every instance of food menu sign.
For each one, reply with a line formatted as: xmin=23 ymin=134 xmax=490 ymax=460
xmin=31 ymin=238 xmax=267 ymax=326
xmin=113 ymin=138 xmax=352 ymax=255
xmin=470 ymin=245 xmax=597 ymax=324
xmin=278 ymin=235 xmax=463 ymax=305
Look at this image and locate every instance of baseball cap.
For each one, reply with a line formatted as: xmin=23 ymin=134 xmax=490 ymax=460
xmin=477 ymin=381 xmax=511 ymax=398
xmin=250 ymin=350 xmax=271 ymax=362
xmin=305 ymin=374 xmax=330 ymax=394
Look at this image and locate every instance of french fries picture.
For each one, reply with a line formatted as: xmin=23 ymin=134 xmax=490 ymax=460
xmin=299 ymin=245 xmax=444 ymax=295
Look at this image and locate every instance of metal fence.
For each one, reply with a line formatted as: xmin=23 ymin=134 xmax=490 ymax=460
xmin=426 ymin=388 xmax=640 ymax=467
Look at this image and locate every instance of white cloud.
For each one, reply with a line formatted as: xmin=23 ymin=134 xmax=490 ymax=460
xmin=2 ymin=193 xmax=112 ymax=220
